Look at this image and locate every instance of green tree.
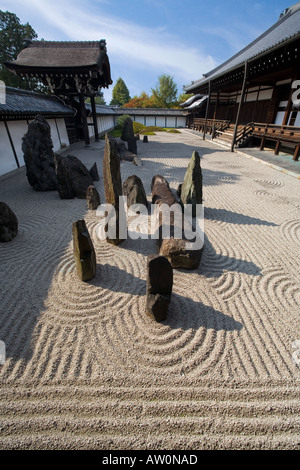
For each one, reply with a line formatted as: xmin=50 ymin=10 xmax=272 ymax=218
xmin=0 ymin=10 xmax=44 ymax=91
xmin=85 ymin=92 xmax=106 ymax=106
xmin=151 ymin=74 xmax=178 ymax=108
xmin=110 ymin=77 xmax=131 ymax=106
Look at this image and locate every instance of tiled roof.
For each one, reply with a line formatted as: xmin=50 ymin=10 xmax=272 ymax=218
xmin=5 ymin=40 xmax=108 ymax=69
xmin=184 ymin=2 xmax=300 ymax=92
xmin=114 ymin=107 xmax=186 ymax=116
xmin=0 ymin=87 xmax=75 ymax=118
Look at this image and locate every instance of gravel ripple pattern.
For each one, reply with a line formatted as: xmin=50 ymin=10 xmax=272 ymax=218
xmin=0 ymin=131 xmax=299 ymax=450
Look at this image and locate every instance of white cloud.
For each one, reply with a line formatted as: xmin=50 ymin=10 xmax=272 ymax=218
xmin=2 ymin=0 xmax=216 ymax=86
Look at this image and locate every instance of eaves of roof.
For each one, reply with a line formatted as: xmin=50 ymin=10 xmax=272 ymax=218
xmin=114 ymin=108 xmax=186 ymax=115
xmin=184 ymin=2 xmax=300 ymax=92
xmin=0 ymin=87 xmax=75 ymax=118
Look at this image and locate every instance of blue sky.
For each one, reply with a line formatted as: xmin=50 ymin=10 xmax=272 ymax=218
xmin=0 ymin=0 xmax=294 ymax=103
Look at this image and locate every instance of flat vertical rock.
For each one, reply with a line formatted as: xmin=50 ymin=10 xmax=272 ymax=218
xmin=121 ymin=117 xmax=137 ymax=155
xmin=146 ymin=255 xmax=173 ymax=322
xmin=102 ymin=134 xmax=126 ymax=244
xmin=54 ymin=154 xmax=74 ymax=199
xmin=22 ymin=114 xmax=57 ymax=191
xmin=86 ymin=185 xmax=101 ymax=210
xmin=72 ymin=219 xmax=96 ymax=281
xmin=122 ymin=175 xmax=148 ymax=208
xmin=0 ymin=202 xmax=18 ymax=242
xmin=151 ymin=174 xmax=203 ymax=269
xmin=180 ymin=150 xmax=203 ymax=216
xmin=89 ymin=162 xmax=100 ymax=181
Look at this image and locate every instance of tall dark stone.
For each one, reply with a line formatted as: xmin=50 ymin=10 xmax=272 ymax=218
xmin=21 ymin=115 xmax=57 ymax=191
xmin=180 ymin=150 xmax=203 ymax=216
xmin=102 ymin=134 xmax=126 ymax=245
xmin=54 ymin=154 xmax=74 ymax=199
xmin=146 ymin=255 xmax=173 ymax=322
xmin=54 ymin=154 xmax=94 ymax=199
xmin=122 ymin=175 xmax=148 ymax=208
xmin=72 ymin=219 xmax=96 ymax=281
xmin=121 ymin=117 xmax=137 ymax=155
xmin=0 ymin=202 xmax=18 ymax=242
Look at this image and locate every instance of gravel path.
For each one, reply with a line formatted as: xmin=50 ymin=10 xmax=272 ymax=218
xmin=0 ymin=129 xmax=299 ymax=450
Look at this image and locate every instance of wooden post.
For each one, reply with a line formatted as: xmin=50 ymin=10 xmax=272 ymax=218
xmin=79 ymin=93 xmax=90 ymax=146
xmin=90 ymin=96 xmax=99 ymax=141
xmin=282 ymin=86 xmax=294 ymax=126
xmin=231 ymin=61 xmax=248 ymax=152
xmin=203 ymin=81 xmax=211 ymax=140
xmin=213 ymin=90 xmax=219 ymax=121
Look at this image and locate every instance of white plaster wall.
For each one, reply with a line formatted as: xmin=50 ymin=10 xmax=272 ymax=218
xmin=166 ymin=116 xmax=176 ymax=127
xmin=258 ymin=89 xmax=273 ymax=101
xmin=96 ymin=115 xmax=114 ymax=134
xmin=0 ymin=121 xmax=18 ymax=175
xmin=6 ymin=120 xmax=29 ymax=167
xmin=56 ymin=119 xmax=70 ymax=148
xmin=134 ymin=116 xmax=145 ymax=125
xmin=0 ymin=117 xmax=72 ymax=176
xmin=156 ymin=116 xmax=166 ymax=127
xmin=48 ymin=119 xmax=61 ymax=152
xmin=145 ymin=116 xmax=156 ymax=126
xmin=87 ymin=117 xmax=94 ymax=137
xmin=274 ymin=112 xmax=285 ymax=125
xmin=294 ymin=112 xmax=300 ymax=127
xmin=177 ymin=117 xmax=186 ymax=127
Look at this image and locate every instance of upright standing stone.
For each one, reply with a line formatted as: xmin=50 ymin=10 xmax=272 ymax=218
xmin=54 ymin=154 xmax=74 ymax=199
xmin=89 ymin=162 xmax=100 ymax=181
xmin=86 ymin=185 xmax=101 ymax=210
xmin=146 ymin=255 xmax=173 ymax=322
xmin=54 ymin=154 xmax=94 ymax=199
xmin=180 ymin=150 xmax=202 ymax=217
xmin=22 ymin=115 xmax=57 ymax=191
xmin=102 ymin=134 xmax=126 ymax=244
xmin=121 ymin=117 xmax=137 ymax=155
xmin=122 ymin=175 xmax=148 ymax=208
xmin=72 ymin=219 xmax=96 ymax=281
xmin=0 ymin=202 xmax=18 ymax=242
xmin=151 ymin=174 xmax=203 ymax=269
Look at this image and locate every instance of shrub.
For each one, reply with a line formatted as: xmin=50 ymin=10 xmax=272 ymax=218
xmin=139 ymin=126 xmax=164 ymax=134
xmin=132 ymin=121 xmax=146 ymax=133
xmin=116 ymin=114 xmax=132 ymax=129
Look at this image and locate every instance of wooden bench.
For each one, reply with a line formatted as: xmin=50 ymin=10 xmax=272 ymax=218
xmin=253 ymin=123 xmax=300 ymax=161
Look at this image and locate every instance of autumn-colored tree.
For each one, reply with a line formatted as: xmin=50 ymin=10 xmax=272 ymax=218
xmin=123 ymin=91 xmax=160 ymax=108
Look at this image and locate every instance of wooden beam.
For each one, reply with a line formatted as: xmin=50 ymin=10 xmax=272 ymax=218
xmin=203 ymin=81 xmax=211 ymax=140
xmin=79 ymin=93 xmax=90 ymax=146
xmin=231 ymin=61 xmax=248 ymax=152
xmin=90 ymin=96 xmax=99 ymax=141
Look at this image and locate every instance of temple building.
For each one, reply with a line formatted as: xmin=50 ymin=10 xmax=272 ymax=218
xmin=4 ymin=39 xmax=113 ymax=145
xmin=183 ymin=2 xmax=300 ymax=159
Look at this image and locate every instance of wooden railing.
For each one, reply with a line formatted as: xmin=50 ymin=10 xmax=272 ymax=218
xmin=253 ymin=123 xmax=300 ymax=161
xmin=235 ymin=122 xmax=254 ymax=146
xmin=192 ymin=118 xmax=230 ymax=135
xmin=190 ymin=119 xmax=300 ymax=160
